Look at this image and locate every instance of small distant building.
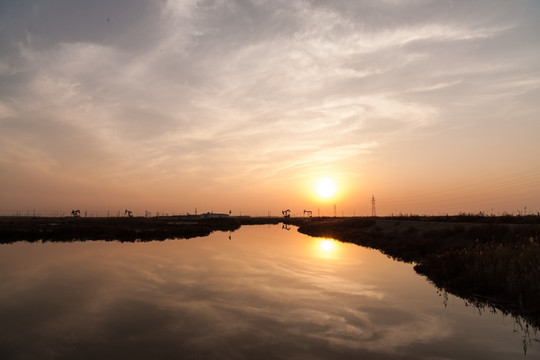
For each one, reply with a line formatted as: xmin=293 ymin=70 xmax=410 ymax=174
xmin=201 ymin=212 xmax=229 ymax=219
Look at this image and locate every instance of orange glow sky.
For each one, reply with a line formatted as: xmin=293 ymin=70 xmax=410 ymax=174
xmin=1 ymin=1 xmax=539 ymax=217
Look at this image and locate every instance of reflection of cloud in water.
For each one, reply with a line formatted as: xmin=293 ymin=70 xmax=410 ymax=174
xmin=0 ymin=226 xmax=524 ymax=359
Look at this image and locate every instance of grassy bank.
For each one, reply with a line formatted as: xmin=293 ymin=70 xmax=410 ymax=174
xmin=296 ymin=217 xmax=540 ymax=328
xmin=0 ymin=216 xmax=242 ymax=242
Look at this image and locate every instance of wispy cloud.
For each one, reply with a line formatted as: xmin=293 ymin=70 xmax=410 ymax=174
xmin=1 ymin=0 xmax=539 ymax=212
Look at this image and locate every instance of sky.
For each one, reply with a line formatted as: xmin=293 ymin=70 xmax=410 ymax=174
xmin=1 ymin=0 xmax=539 ymax=217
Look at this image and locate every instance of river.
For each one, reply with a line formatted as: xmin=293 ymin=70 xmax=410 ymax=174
xmin=0 ymin=225 xmax=536 ymax=359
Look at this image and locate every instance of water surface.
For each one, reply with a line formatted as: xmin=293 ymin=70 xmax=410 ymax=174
xmin=0 ymin=225 xmax=536 ymax=359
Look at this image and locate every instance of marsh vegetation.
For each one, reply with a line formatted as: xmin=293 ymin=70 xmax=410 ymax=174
xmin=0 ymin=216 xmax=242 ymax=243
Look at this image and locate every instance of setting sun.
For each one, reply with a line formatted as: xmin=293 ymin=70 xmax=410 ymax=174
xmin=315 ymin=178 xmax=337 ymax=199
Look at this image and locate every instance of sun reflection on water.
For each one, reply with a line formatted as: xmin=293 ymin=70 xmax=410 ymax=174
xmin=314 ymin=238 xmax=340 ymax=259
xmin=320 ymin=239 xmax=335 ymax=252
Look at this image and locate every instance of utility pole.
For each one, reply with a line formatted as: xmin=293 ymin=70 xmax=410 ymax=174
xmin=334 ymin=204 xmax=337 ymax=217
xmin=371 ymin=195 xmax=376 ymax=217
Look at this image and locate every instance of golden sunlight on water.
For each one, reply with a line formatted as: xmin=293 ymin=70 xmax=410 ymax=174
xmin=313 ymin=237 xmax=341 ymax=259
xmin=320 ymin=239 xmax=335 ymax=252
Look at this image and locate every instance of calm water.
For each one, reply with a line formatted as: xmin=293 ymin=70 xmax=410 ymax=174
xmin=0 ymin=225 xmax=536 ymax=359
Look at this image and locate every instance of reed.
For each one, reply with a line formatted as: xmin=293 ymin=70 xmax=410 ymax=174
xmin=416 ymin=235 xmax=540 ymax=323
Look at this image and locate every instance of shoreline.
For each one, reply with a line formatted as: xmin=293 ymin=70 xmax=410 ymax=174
xmin=0 ymin=216 xmax=243 ymax=243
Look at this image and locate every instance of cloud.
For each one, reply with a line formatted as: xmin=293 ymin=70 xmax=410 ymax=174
xmin=1 ymin=0 xmax=539 ymax=212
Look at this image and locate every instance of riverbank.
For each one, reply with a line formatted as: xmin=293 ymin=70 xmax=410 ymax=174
xmin=0 ymin=216 xmax=245 ymax=242
xmin=295 ymin=217 xmax=540 ymax=329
